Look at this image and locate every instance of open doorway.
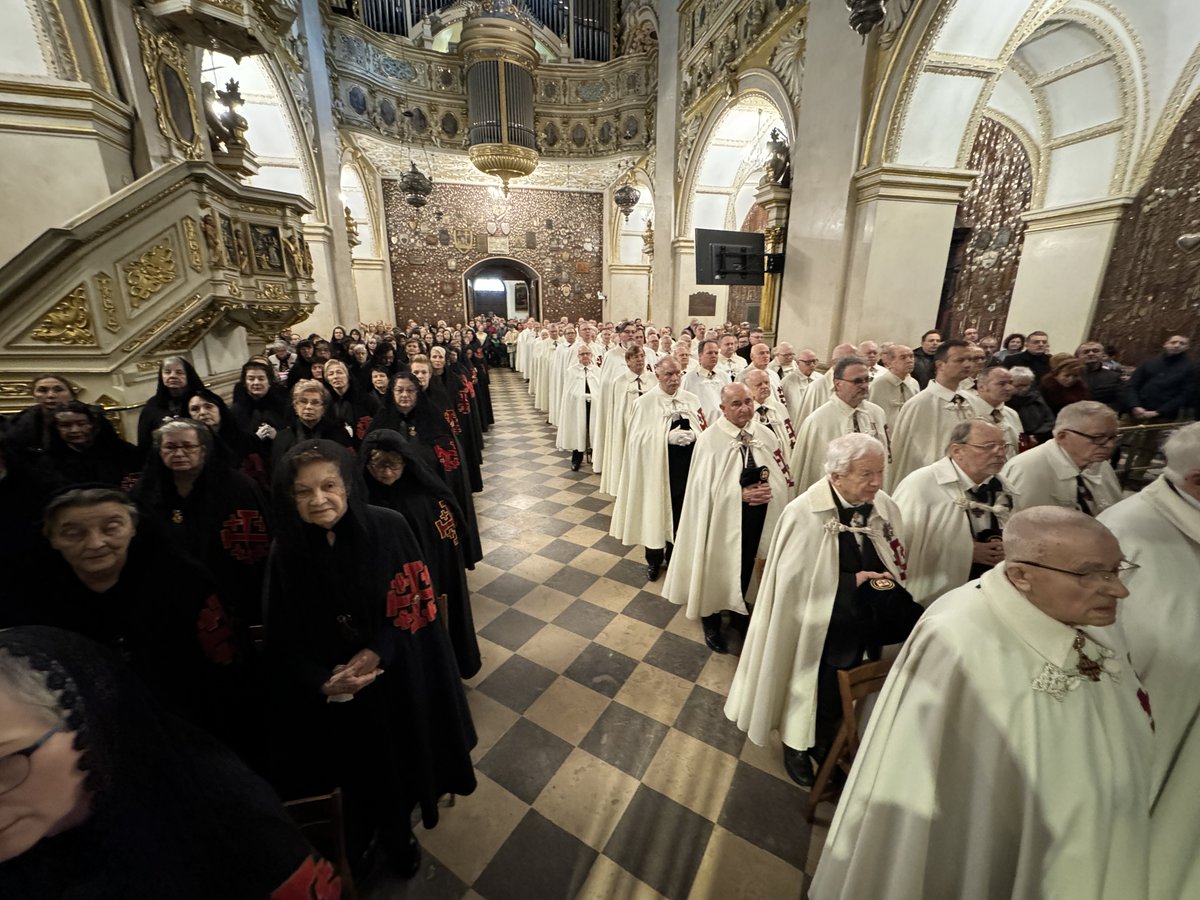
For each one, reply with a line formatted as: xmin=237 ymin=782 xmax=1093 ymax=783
xmin=464 ymin=257 xmax=540 ymax=321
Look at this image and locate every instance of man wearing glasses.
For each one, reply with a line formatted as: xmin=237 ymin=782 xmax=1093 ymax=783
xmin=781 ymin=347 xmax=822 ymax=422
xmin=1001 ymin=400 xmax=1122 ymax=514
xmin=813 ymin=507 xmax=1153 ymax=899
xmin=1099 ymin=422 xmax=1200 ymax=900
xmin=789 ymin=357 xmax=888 ymax=493
xmin=892 ymin=419 xmax=1018 ymax=607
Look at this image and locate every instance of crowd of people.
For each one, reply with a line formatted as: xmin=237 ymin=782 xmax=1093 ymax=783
xmin=0 ymin=312 xmax=1195 ymax=898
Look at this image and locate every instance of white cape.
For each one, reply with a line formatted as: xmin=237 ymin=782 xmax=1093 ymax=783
xmin=811 ymin=565 xmax=1154 ymax=900
xmin=725 ymin=482 xmax=908 ymax=750
xmin=555 ymin=362 xmax=602 ymax=452
xmin=662 ymin=417 xmax=791 ymax=618
xmin=789 ymin=398 xmax=889 ymax=493
xmin=598 ymin=367 xmax=654 ymax=496
xmin=891 ymin=456 xmax=1017 ymax=607
xmin=1000 ymin=439 xmax=1121 ymax=514
xmin=886 ymin=381 xmax=977 ymax=489
xmin=1099 ymin=477 xmax=1200 ymax=900
xmin=610 ymin=386 xmax=706 ymax=549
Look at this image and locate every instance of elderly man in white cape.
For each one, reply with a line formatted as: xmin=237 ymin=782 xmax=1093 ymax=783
xmin=793 ymin=343 xmax=858 ymax=424
xmin=546 ymin=323 xmax=579 ymax=427
xmin=810 ymin=508 xmax=1154 ymax=900
xmin=867 ymin=343 xmax=919 ymax=429
xmin=591 ymin=320 xmax=636 ymax=474
xmin=515 ymin=319 xmax=537 ymax=378
xmin=789 ymin=357 xmax=889 ymax=493
xmin=892 ymin=418 xmax=1018 ymax=607
xmin=735 ymin=342 xmax=784 ymax=396
xmin=725 ymin=433 xmax=915 ymax=788
xmin=598 ymin=344 xmax=654 ymax=497
xmin=744 ymin=369 xmax=795 ymax=454
xmin=968 ymin=364 xmax=1022 ymax=458
xmin=663 ymin=381 xmax=793 ymax=654
xmin=1001 ymin=400 xmax=1122 ymax=515
xmin=556 ymin=343 xmax=602 ymax=471
xmin=610 ymin=356 xmax=707 ymax=581
xmin=780 ymin=348 xmax=821 ymax=422
xmin=1099 ymin=423 xmax=1200 ymax=900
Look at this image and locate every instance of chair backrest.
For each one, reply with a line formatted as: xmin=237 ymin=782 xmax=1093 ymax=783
xmin=836 ymin=659 xmax=894 ymax=753
xmin=284 ymin=789 xmax=355 ymax=899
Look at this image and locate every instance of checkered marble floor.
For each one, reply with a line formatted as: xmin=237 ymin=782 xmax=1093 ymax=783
xmin=368 ymin=369 xmax=833 ymax=899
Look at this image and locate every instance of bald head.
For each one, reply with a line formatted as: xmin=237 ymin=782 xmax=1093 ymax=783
xmin=720 ymin=381 xmax=755 ymax=429
xmin=744 ymin=368 xmax=772 ymax=403
xmin=831 ymin=343 xmax=858 ymax=363
xmin=1004 ymin=507 xmax=1114 ymax=564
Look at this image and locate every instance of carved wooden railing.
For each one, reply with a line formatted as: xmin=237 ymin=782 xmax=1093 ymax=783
xmin=0 ymin=160 xmax=314 ymax=420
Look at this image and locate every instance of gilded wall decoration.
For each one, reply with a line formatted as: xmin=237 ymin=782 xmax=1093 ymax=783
xmin=183 ymin=217 xmax=203 ymax=271
xmin=383 ymin=181 xmax=604 ymax=323
xmin=255 ymin=282 xmax=292 ymax=301
xmin=202 ymin=213 xmax=228 ymax=267
xmin=30 ymin=285 xmax=97 ymax=345
xmin=249 ymin=224 xmax=286 ymax=273
xmin=121 ymin=294 xmax=203 ymax=353
xmin=1094 ymin=92 xmax=1200 ymax=366
xmin=95 ymin=273 xmax=119 ymax=332
xmin=768 ymin=18 xmax=806 ymax=109
xmin=134 ymin=13 xmax=205 ymax=159
xmin=943 ymin=117 xmax=1032 ymax=340
xmin=124 ymin=240 xmax=179 ymax=307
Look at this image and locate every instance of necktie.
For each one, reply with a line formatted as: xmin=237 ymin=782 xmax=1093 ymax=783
xmin=636 ymin=376 xmax=643 ymax=395
xmin=899 ymin=382 xmax=910 ymax=401
xmin=1075 ymin=474 xmax=1094 ymax=515
xmin=968 ymin=477 xmax=1003 ymax=502
xmin=757 ymin=405 xmax=769 ymax=423
xmin=851 ymin=411 xmax=861 ymax=433
xmin=951 ymin=395 xmax=970 ymax=419
xmin=992 ymin=408 xmax=1003 ymax=424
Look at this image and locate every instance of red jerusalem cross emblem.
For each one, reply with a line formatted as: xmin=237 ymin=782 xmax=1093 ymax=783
xmin=386 ymin=561 xmax=439 ymax=633
xmin=434 ymin=500 xmax=459 ymax=544
xmin=219 ymin=509 xmax=269 ymax=563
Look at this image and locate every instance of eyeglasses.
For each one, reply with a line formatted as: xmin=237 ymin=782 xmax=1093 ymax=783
xmin=1011 ymin=559 xmax=1140 ymax=589
xmin=161 ymin=443 xmax=201 ymax=453
xmin=1063 ymin=429 xmax=1119 ymax=446
xmin=0 ymin=721 xmax=66 ymax=795
xmin=960 ymin=441 xmax=1007 ymax=453
xmin=797 ymin=358 xmax=819 ymax=366
xmin=837 ymin=377 xmax=871 ymax=386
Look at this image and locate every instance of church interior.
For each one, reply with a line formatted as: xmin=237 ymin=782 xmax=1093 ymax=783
xmin=2 ymin=0 xmax=1199 ymax=897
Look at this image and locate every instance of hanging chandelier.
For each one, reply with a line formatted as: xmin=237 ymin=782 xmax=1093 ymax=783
xmin=614 ymin=182 xmax=641 ymax=221
xmin=399 ymin=161 xmax=433 ymax=208
xmin=460 ymin=5 xmax=540 ymax=194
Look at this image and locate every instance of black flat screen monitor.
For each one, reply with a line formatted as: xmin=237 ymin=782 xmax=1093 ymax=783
xmin=695 ymin=228 xmax=765 ymax=286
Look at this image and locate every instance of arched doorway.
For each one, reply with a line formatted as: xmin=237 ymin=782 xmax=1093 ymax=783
xmin=463 ymin=257 xmax=541 ymax=321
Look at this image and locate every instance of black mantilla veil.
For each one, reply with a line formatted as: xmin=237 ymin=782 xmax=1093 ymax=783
xmin=264 ymin=440 xmax=477 ymax=847
xmin=136 ymin=357 xmax=207 ymax=451
xmin=0 ymin=626 xmax=339 ymax=899
xmin=360 ymin=430 xmax=481 ymax=676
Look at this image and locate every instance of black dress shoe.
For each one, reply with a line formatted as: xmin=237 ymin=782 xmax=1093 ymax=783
xmin=385 ymin=834 xmax=422 ymax=880
xmin=783 ymin=746 xmax=814 ymax=788
xmin=646 ymin=563 xmax=661 ymax=581
xmin=571 ymin=460 xmax=581 ymax=471
xmin=703 ymin=628 xmax=727 ymax=654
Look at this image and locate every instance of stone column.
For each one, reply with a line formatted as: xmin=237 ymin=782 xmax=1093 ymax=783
xmin=298 ymin=0 xmax=357 ymax=328
xmin=650 ymin=7 xmax=678 ymax=325
xmin=1006 ymin=197 xmax=1132 ymax=349
xmin=754 ymin=181 xmax=791 ymax=338
xmin=843 ymin=164 xmax=976 ymax=345
xmin=774 ymin=0 xmax=870 ymax=352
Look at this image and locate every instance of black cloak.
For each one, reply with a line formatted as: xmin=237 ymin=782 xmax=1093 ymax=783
xmin=45 ymin=403 xmax=142 ymax=489
xmin=264 ymin=441 xmax=477 ymax=837
xmin=360 ymin=429 xmax=481 ymax=677
xmin=0 ymin=627 xmax=340 ymax=900
xmin=136 ymin=358 xmax=206 ymax=452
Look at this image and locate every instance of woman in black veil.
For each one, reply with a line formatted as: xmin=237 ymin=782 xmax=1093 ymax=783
xmin=0 ymin=626 xmax=341 ymax=899
xmin=135 ymin=357 xmax=206 ymax=452
xmin=264 ymin=441 xmax=476 ymax=877
xmin=360 ymin=430 xmax=481 ymax=677
xmin=369 ymin=372 xmax=483 ymax=565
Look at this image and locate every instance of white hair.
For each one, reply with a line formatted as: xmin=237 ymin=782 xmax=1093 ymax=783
xmin=1008 ymin=366 xmax=1035 ymax=382
xmin=824 ymin=433 xmax=886 ymax=475
xmin=1053 ymin=401 xmax=1117 ymax=435
xmin=1164 ymin=422 xmax=1200 ymax=483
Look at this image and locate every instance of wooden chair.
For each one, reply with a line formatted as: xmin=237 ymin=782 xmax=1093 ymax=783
xmin=284 ymin=788 xmax=357 ymax=900
xmin=806 ymin=658 xmax=894 ymax=823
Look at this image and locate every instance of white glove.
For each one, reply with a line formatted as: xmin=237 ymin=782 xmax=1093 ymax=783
xmin=256 ymin=423 xmax=277 ymax=440
xmin=667 ymin=429 xmax=696 ymax=446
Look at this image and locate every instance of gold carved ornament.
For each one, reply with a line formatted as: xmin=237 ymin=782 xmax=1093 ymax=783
xmin=94 ymin=272 xmax=119 ymax=332
xmin=30 ymin=285 xmax=97 ymax=346
xmin=121 ymin=293 xmax=203 ymax=353
xmin=183 ymin=218 xmax=203 ymax=271
xmin=124 ymin=241 xmax=178 ymax=307
xmin=133 ymin=13 xmax=205 ymax=160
